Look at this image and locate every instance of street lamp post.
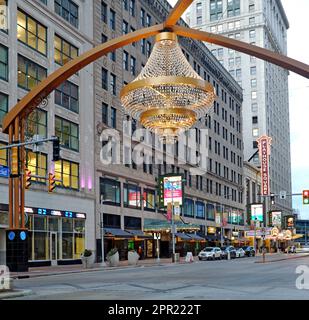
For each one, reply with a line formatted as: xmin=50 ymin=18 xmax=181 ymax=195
xmin=171 ymin=184 xmax=176 ymax=261
xmin=100 ymin=195 xmax=106 ymax=267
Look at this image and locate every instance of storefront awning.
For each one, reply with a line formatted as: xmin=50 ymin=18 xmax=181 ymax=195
xmin=206 ymin=234 xmax=218 ymax=241
xmin=175 ymin=233 xmax=192 ymax=240
xmin=104 ymin=228 xmax=134 ymax=239
xmin=144 ymin=218 xmax=200 ymax=232
xmin=187 ymin=233 xmax=206 ymax=241
xmin=126 ymin=230 xmax=153 ymax=239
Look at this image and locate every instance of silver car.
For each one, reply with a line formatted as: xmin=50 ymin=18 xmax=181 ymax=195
xmin=198 ymin=247 xmax=222 ymax=261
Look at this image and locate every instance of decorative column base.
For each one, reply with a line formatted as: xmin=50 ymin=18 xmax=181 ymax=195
xmin=6 ymin=229 xmax=29 ymax=272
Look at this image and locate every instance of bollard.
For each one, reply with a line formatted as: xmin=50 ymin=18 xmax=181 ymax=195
xmin=227 ymin=252 xmax=231 ymax=260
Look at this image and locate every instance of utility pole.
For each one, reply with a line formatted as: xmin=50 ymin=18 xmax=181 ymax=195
xmin=100 ymin=194 xmax=106 ymax=267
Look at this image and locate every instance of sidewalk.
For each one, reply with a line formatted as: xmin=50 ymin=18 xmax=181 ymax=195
xmin=254 ymin=252 xmax=309 ymax=263
xmin=9 ymin=257 xmax=191 ymax=279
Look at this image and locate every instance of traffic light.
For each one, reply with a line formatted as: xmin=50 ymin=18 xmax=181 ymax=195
xmin=24 ymin=169 xmax=31 ymax=190
xmin=270 ymin=193 xmax=275 ymax=205
xmin=303 ymin=190 xmax=309 ymax=205
xmin=52 ymin=137 xmax=60 ymax=161
xmin=48 ymin=173 xmax=56 ymax=193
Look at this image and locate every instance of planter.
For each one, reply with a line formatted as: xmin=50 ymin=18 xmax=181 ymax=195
xmin=108 ymin=251 xmax=120 ymax=267
xmin=81 ymin=254 xmax=95 ymax=269
xmin=128 ymin=251 xmax=139 ymax=265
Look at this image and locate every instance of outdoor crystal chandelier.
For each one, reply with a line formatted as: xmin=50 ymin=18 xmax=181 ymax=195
xmin=120 ymin=32 xmax=215 ymax=143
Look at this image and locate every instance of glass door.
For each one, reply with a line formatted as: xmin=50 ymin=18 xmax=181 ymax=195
xmin=50 ymin=232 xmax=58 ymax=265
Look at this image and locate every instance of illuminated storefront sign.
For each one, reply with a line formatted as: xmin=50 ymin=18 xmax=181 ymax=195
xmin=269 ymin=211 xmax=282 ymax=227
xmin=207 ymin=227 xmax=216 ymax=234
xmin=257 ymin=135 xmax=272 ymax=196
xmin=250 ymin=203 xmax=264 ymax=222
xmin=24 ymin=206 xmax=86 ymax=219
xmin=285 ymin=215 xmax=295 ymax=229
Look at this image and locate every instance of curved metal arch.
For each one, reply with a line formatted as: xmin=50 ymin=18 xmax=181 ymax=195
xmin=2 ymin=24 xmax=164 ymax=133
xmin=172 ymin=25 xmax=309 ymax=79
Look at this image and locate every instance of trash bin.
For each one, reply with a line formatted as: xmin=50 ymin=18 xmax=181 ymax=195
xmin=172 ymin=253 xmax=180 ymax=263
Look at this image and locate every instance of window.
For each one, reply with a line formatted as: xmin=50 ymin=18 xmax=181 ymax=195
xmin=123 ymin=0 xmax=129 ymax=11
xmin=130 ymin=56 xmax=136 ymax=76
xmin=236 ymin=68 xmax=241 ymax=78
xmin=249 ymin=4 xmax=255 ymax=12
xmin=124 ymin=184 xmax=141 ymax=208
xmin=228 ymin=58 xmax=234 ymax=67
xmin=0 ymin=141 xmax=8 ymax=166
xmin=252 ymin=128 xmax=259 ymax=137
xmin=55 ymin=116 xmax=79 ymax=151
xmin=249 ymin=17 xmax=255 ymax=25
xmin=102 ymin=68 xmax=108 ymax=90
xmin=0 ymin=45 xmax=8 ymax=81
xmin=140 ymin=8 xmax=145 ymax=26
xmin=143 ymin=189 xmax=155 ymax=211
xmin=253 ymin=141 xmax=258 ymax=149
xmin=129 ymin=0 xmax=135 ymax=16
xmin=111 ymin=107 xmax=116 ymax=128
xmin=54 ymin=35 xmax=78 ymax=66
xmin=110 ymin=9 xmax=116 ymax=30
xmin=206 ymin=203 xmax=215 ymax=220
xmin=250 ymin=66 xmax=257 ymax=75
xmin=18 ymin=55 xmax=47 ymax=91
xmin=146 ymin=41 xmax=152 ymax=57
xmin=184 ymin=198 xmax=194 ymax=217
xmin=131 ymin=27 xmax=136 ymax=46
xmin=109 ymin=51 xmax=116 ymax=62
xmin=235 ymin=56 xmax=241 ymax=64
xmin=26 ymin=151 xmax=47 ymax=183
xmin=249 ymin=29 xmax=256 ymax=38
xmin=146 ymin=14 xmax=151 ymax=27
xmin=17 ymin=10 xmax=47 ymax=55
xmin=251 ymin=103 xmax=258 ymax=112
xmin=251 ymin=91 xmax=257 ymax=100
xmin=101 ymin=34 xmax=108 ymax=43
xmin=26 ymin=109 xmax=47 ymax=138
xmin=122 ymin=20 xmax=128 ymax=34
xmin=251 ymin=79 xmax=257 ymax=88
xmin=123 ymin=51 xmax=129 ymax=70
xmin=252 ymin=116 xmax=258 ymax=124
xmin=55 ymin=159 xmax=79 ymax=190
xmin=100 ymin=178 xmax=121 ymax=205
xmin=141 ymin=39 xmax=146 ymax=55
xmin=227 ymin=0 xmax=240 ymax=17
xmin=110 ymin=73 xmax=116 ymax=95
xmin=196 ymin=201 xmax=205 ymax=219
xmin=210 ymin=0 xmax=223 ymax=21
xmin=101 ymin=1 xmax=107 ymax=23
xmin=102 ymin=103 xmax=108 ymax=125
xmin=0 ymin=92 xmax=8 ymax=128
xmin=235 ymin=20 xmax=240 ymax=28
xmin=55 ymin=80 xmax=79 ymax=113
xmin=197 ymin=16 xmax=202 ymax=25
xmin=55 ymin=0 xmax=79 ymax=28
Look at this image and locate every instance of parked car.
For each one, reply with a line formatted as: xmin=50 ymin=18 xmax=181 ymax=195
xmin=198 ymin=247 xmax=222 ymax=261
xmin=242 ymin=246 xmax=256 ymax=257
xmin=220 ymin=246 xmax=237 ymax=259
xmin=236 ymin=247 xmax=246 ymax=258
xmin=285 ymin=245 xmax=296 ymax=253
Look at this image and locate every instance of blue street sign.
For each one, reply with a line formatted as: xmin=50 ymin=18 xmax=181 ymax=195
xmin=0 ymin=165 xmax=10 ymax=178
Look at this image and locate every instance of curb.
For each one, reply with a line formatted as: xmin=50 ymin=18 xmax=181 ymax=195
xmin=0 ymin=289 xmax=32 ymax=300
xmin=12 ymin=261 xmax=189 ymax=279
xmin=255 ymin=254 xmax=309 ymax=264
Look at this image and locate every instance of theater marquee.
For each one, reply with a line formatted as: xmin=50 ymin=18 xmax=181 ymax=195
xmin=257 ymin=135 xmax=272 ymax=196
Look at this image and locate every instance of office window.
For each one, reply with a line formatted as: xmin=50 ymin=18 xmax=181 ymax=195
xmin=249 ymin=4 xmax=255 ymax=12
xmin=54 ymin=35 xmax=78 ymax=66
xmin=102 ymin=103 xmax=108 ymax=125
xmin=210 ymin=0 xmax=223 ymax=21
xmin=129 ymin=0 xmax=135 ymax=16
xmin=0 ymin=141 xmax=8 ymax=166
xmin=124 ymin=184 xmax=141 ymax=208
xmin=55 ymin=116 xmax=79 ymax=152
xmin=0 ymin=45 xmax=8 ymax=81
xmin=123 ymin=51 xmax=129 ymax=70
xmin=146 ymin=14 xmax=152 ymax=27
xmin=26 ymin=151 xmax=47 ymax=183
xmin=251 ymin=91 xmax=257 ymax=100
xmin=110 ymin=73 xmax=116 ymax=95
xmin=101 ymin=1 xmax=107 ymax=23
xmin=251 ymin=103 xmax=258 ymax=112
xmin=101 ymin=34 xmax=108 ymax=43
xmin=100 ymin=178 xmax=120 ymax=205
xmin=197 ymin=16 xmax=202 ymax=25
xmin=146 ymin=41 xmax=152 ymax=57
xmin=18 ymin=55 xmax=47 ymax=91
xmin=122 ymin=20 xmax=128 ymax=34
xmin=196 ymin=201 xmax=205 ymax=219
xmin=252 ymin=116 xmax=258 ymax=124
xmin=55 ymin=80 xmax=79 ymax=113
xmin=111 ymin=107 xmax=116 ymax=128
xmin=55 ymin=159 xmax=79 ymax=190
xmin=143 ymin=189 xmax=155 ymax=211
xmin=110 ymin=9 xmax=116 ymax=30
xmin=102 ymin=68 xmax=108 ymax=90
xmin=250 ymin=66 xmax=257 ymax=75
xmin=17 ymin=10 xmax=47 ymax=55
xmin=140 ymin=8 xmax=145 ymax=26
xmin=26 ymin=109 xmax=47 ymax=138
xmin=249 ymin=29 xmax=256 ymax=38
xmin=235 ymin=56 xmax=241 ymax=64
xmin=184 ymin=198 xmax=194 ymax=217
xmin=0 ymin=93 xmax=8 ymax=128
xmin=251 ymin=78 xmax=257 ymax=88
xmin=236 ymin=68 xmax=242 ymax=77
xmin=235 ymin=20 xmax=241 ymax=28
xmin=130 ymin=56 xmax=136 ymax=76
xmin=55 ymin=0 xmax=79 ymax=28
xmin=253 ymin=141 xmax=258 ymax=149
xmin=109 ymin=51 xmax=116 ymax=62
xmin=141 ymin=39 xmax=146 ymax=55
xmin=252 ymin=128 xmax=259 ymax=137
xmin=227 ymin=0 xmax=240 ymax=17
xmin=249 ymin=17 xmax=255 ymax=25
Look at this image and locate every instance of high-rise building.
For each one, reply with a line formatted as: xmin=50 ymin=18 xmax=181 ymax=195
xmin=187 ymin=0 xmax=292 ymax=217
xmin=0 ymin=0 xmax=96 ymax=266
xmin=94 ymin=0 xmax=245 ymax=261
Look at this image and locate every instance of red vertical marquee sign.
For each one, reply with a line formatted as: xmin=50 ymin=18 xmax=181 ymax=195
xmin=257 ymin=135 xmax=272 ymax=196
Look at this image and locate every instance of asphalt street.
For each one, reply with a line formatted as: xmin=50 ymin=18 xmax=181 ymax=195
xmin=8 ymin=256 xmax=309 ymax=300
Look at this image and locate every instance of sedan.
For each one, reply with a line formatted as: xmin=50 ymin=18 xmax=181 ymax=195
xmin=198 ymin=247 xmax=222 ymax=261
xmin=236 ymin=248 xmax=245 ymax=258
xmin=242 ymin=246 xmax=256 ymax=257
xmin=221 ymin=246 xmax=237 ymax=259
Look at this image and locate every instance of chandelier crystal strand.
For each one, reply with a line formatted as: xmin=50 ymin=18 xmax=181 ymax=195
xmin=120 ymin=32 xmax=215 ymax=143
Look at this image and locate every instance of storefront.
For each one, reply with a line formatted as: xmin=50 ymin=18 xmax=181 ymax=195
xmin=25 ymin=206 xmax=86 ymax=266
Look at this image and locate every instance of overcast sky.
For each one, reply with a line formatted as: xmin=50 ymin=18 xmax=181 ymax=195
xmin=168 ymin=0 xmax=309 ymax=219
